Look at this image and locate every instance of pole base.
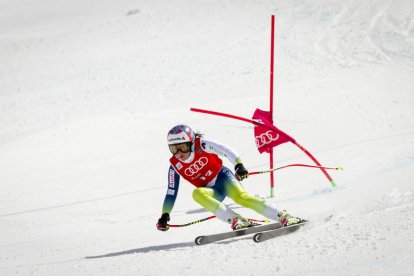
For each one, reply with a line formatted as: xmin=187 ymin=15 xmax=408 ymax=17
xmin=269 ymin=187 xmax=275 ymax=198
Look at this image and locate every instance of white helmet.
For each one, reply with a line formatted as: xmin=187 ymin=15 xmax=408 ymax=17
xmin=167 ymin=125 xmax=195 ymax=145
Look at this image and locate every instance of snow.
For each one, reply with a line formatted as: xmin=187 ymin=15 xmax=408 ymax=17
xmin=1 ymin=0 xmax=414 ymax=275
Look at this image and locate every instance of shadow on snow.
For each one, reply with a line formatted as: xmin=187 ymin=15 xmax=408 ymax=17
xmin=85 ymin=242 xmax=194 ymax=259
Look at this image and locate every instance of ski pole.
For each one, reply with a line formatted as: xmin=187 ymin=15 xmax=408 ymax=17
xmin=168 ymin=216 xmax=270 ymax=228
xmin=168 ymin=216 xmax=216 ymax=228
xmin=249 ymin=163 xmax=343 ymax=176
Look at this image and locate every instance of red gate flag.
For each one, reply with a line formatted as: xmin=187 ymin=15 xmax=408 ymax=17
xmin=252 ymin=109 xmax=294 ymax=153
xmin=190 ymin=107 xmax=337 ymax=188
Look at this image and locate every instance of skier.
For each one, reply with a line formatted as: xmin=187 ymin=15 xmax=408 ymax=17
xmin=156 ymin=125 xmax=304 ymax=232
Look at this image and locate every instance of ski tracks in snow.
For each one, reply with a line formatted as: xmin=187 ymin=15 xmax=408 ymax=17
xmin=316 ymin=0 xmax=414 ymax=67
xmin=369 ymin=0 xmax=414 ymax=67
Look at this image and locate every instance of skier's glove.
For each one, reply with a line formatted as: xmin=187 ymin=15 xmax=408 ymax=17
xmin=235 ymin=163 xmax=249 ymax=181
xmin=156 ymin=213 xmax=170 ymax=231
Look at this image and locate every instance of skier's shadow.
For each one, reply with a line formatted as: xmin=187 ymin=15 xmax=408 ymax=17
xmin=85 ymin=242 xmax=194 ymax=259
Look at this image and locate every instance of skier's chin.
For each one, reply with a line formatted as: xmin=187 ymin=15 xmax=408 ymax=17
xmin=176 ymin=152 xmax=190 ymax=161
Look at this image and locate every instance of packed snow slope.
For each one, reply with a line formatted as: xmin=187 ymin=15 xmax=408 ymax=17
xmin=1 ymin=0 xmax=414 ymax=275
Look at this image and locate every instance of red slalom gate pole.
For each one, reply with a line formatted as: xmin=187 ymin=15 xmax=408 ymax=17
xmin=269 ymin=15 xmax=276 ymax=197
xmin=293 ymin=141 xmax=337 ymax=188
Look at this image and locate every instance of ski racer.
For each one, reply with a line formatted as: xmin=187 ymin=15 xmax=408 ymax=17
xmin=156 ymin=125 xmax=304 ymax=232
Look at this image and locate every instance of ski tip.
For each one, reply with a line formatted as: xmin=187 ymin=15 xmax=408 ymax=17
xmin=253 ymin=233 xmax=262 ymax=243
xmin=195 ymin=236 xmax=204 ymax=245
xmin=283 ymin=220 xmax=307 ymax=228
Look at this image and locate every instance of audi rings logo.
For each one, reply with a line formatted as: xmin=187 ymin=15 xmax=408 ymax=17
xmin=255 ymin=130 xmax=279 ymax=148
xmin=185 ymin=157 xmax=208 ymax=176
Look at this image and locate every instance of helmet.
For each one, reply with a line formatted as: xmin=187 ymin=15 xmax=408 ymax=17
xmin=167 ymin=125 xmax=195 ymax=145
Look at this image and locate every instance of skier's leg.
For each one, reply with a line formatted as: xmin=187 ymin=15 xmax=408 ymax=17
xmin=192 ymin=187 xmax=239 ymax=224
xmin=227 ymin=183 xmax=281 ymax=220
xmin=215 ymin=167 xmax=284 ymax=222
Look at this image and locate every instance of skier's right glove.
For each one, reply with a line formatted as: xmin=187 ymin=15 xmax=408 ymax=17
xmin=156 ymin=213 xmax=170 ymax=231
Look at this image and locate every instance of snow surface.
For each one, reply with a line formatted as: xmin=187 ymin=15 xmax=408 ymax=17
xmin=1 ymin=0 xmax=414 ymax=275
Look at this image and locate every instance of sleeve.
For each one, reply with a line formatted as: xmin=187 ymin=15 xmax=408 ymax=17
xmin=201 ymin=138 xmax=243 ymax=167
xmin=161 ymin=165 xmax=180 ymax=214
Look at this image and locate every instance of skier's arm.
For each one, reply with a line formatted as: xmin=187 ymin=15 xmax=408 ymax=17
xmin=157 ymin=166 xmax=180 ymax=231
xmin=202 ymin=138 xmax=249 ymax=180
xmin=161 ymin=165 xmax=180 ymax=214
xmin=201 ymin=138 xmax=243 ymax=166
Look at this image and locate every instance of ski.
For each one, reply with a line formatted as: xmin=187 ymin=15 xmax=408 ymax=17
xmin=194 ymin=222 xmax=283 ymax=245
xmin=252 ymin=222 xmax=306 ymax=243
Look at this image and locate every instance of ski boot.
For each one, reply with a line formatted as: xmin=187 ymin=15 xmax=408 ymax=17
xmin=278 ymin=210 xmax=305 ymax=227
xmin=231 ymin=217 xmax=259 ymax=230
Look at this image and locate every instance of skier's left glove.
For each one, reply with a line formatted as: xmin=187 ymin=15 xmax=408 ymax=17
xmin=156 ymin=213 xmax=170 ymax=231
xmin=235 ymin=163 xmax=249 ymax=181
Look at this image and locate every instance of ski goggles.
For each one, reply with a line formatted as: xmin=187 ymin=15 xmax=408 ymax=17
xmin=168 ymin=142 xmax=192 ymax=154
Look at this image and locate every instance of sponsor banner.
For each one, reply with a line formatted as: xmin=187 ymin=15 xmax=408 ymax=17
xmin=184 ymin=157 xmax=208 ymax=176
xmin=169 ymin=169 xmax=175 ymax=188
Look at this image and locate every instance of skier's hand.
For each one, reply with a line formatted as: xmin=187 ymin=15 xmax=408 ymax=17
xmin=156 ymin=213 xmax=170 ymax=231
xmin=235 ymin=163 xmax=249 ymax=181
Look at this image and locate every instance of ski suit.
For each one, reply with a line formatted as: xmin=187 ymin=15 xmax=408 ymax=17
xmin=161 ymin=137 xmax=282 ymax=223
